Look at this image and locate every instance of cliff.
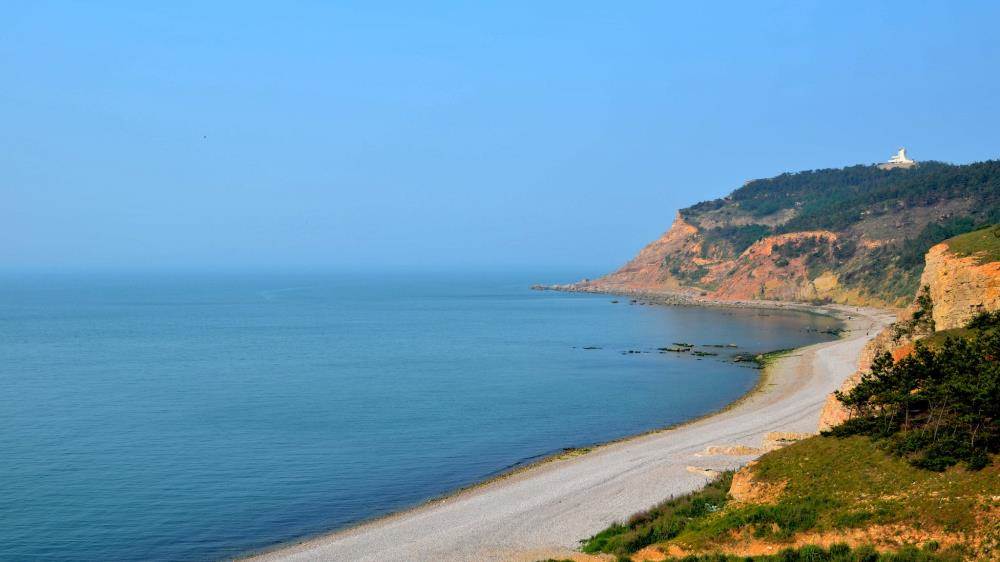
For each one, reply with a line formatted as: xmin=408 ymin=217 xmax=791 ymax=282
xmin=818 ymin=226 xmax=1000 ymax=431
xmin=920 ymin=228 xmax=1000 ymax=330
xmin=570 ymin=160 xmax=1000 ymax=307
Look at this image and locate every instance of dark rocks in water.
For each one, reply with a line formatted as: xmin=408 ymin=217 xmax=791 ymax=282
xmin=582 ymin=346 xmax=601 ymax=350
xmin=692 ymin=350 xmax=718 ymax=357
xmin=732 ymin=352 xmax=760 ymax=364
xmin=658 ymin=346 xmax=690 ymax=353
xmin=704 ymin=343 xmax=739 ymax=348
xmin=621 ymin=349 xmax=645 ymax=354
xmin=610 ymin=300 xmax=619 ymax=304
xmin=672 ymin=342 xmax=695 ymax=347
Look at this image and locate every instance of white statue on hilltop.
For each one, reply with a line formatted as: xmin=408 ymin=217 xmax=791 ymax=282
xmin=888 ymin=147 xmax=913 ymax=164
xmin=879 ymin=147 xmax=916 ymax=170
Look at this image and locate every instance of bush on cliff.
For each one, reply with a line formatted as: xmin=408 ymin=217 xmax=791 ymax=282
xmin=828 ymin=313 xmax=1000 ymax=470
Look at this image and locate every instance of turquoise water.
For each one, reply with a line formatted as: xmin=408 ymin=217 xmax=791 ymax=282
xmin=0 ymin=272 xmax=840 ymax=561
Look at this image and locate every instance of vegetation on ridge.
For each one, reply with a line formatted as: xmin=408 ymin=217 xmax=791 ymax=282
xmin=827 ymin=312 xmax=1000 ymax=471
xmin=942 ymin=224 xmax=1000 ymax=264
xmin=667 ymin=160 xmax=1000 ymax=304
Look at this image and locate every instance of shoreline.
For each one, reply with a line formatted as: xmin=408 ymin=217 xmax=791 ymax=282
xmin=244 ymin=297 xmax=894 ymax=562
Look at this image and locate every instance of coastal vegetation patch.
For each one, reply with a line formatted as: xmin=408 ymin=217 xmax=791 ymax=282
xmin=581 ymin=472 xmax=734 ymax=555
xmin=942 ymin=225 xmax=1000 ymax=265
xmin=827 ymin=311 xmax=1000 ymax=471
xmin=579 ymin=436 xmax=995 ymax=561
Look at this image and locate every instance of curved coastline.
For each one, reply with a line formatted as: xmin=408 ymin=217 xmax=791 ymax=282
xmin=243 ymin=300 xmax=894 ymax=562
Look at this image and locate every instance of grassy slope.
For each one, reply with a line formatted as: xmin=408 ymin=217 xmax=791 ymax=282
xmin=944 ymin=225 xmax=1000 ymax=264
xmin=920 ymin=326 xmax=982 ymax=350
xmin=581 ymin=437 xmax=999 ymax=560
xmin=731 ymin=437 xmax=996 ymax=542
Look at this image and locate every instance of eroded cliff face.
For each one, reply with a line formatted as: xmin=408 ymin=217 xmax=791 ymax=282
xmin=920 ymin=241 xmax=1000 ymax=330
xmin=818 ymin=236 xmax=1000 ymax=431
xmin=576 ymin=216 xmax=857 ymax=304
xmin=709 ymin=232 xmax=838 ymax=301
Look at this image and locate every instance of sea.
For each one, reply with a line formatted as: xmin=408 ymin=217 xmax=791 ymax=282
xmin=0 ymin=271 xmax=841 ymax=561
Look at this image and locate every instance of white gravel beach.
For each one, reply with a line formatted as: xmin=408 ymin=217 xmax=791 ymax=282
xmin=247 ymin=305 xmax=894 ymax=562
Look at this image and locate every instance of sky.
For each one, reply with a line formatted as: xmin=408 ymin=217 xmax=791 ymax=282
xmin=3 ymin=1 xmax=999 ymax=274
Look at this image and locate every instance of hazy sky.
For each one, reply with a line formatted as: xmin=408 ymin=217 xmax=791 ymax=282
xmin=4 ymin=2 xmax=999 ymax=273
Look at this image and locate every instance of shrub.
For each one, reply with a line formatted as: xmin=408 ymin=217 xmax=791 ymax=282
xmin=828 ymin=316 xmax=1000 ymax=470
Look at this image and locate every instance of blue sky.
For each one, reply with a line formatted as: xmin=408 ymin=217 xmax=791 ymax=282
xmin=3 ymin=1 xmax=999 ymax=273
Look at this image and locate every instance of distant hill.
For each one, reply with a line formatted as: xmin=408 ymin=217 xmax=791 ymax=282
xmin=575 ymin=160 xmax=1000 ymax=306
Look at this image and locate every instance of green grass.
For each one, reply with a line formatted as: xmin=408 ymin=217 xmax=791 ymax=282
xmin=581 ymin=437 xmax=998 ymax=559
xmin=541 ymin=543 xmax=963 ymax=562
xmin=581 ymin=472 xmax=733 ymax=555
xmin=943 ymin=225 xmax=1000 ymax=264
xmin=918 ymin=326 xmax=979 ymax=350
xmin=648 ymin=543 xmax=962 ymax=561
xmin=743 ymin=437 xmax=996 ymax=537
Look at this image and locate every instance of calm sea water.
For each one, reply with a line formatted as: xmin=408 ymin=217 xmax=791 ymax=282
xmin=0 ymin=272 xmax=840 ymax=561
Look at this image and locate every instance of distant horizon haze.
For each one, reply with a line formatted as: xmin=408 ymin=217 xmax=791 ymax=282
xmin=4 ymin=2 xmax=999 ymax=271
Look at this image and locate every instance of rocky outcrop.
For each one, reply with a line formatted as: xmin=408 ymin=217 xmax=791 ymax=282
xmin=729 ymin=461 xmax=787 ymax=504
xmin=920 ymin=241 xmax=1000 ymax=330
xmin=761 ymin=432 xmax=813 ymax=451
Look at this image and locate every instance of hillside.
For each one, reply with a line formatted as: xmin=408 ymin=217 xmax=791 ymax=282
xmin=565 ymin=233 xmax=1000 ymax=562
xmin=571 ymin=160 xmax=1000 ymax=307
